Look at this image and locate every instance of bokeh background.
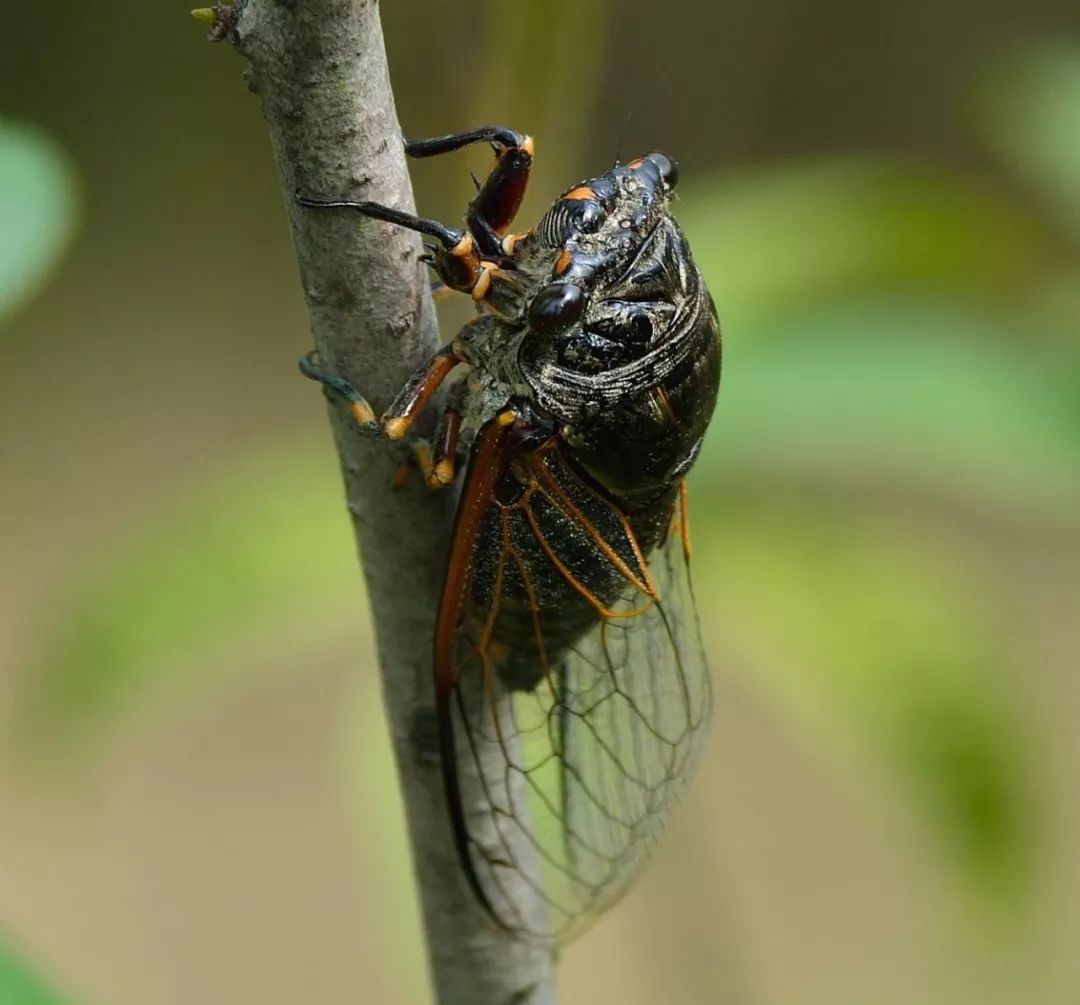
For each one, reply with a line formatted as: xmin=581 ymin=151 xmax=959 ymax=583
xmin=2 ymin=2 xmax=1079 ymax=1003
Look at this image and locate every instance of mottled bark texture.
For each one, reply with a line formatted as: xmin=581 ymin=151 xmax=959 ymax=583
xmin=206 ymin=2 xmax=557 ymax=1002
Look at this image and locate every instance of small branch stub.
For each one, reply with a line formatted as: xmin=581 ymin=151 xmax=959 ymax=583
xmin=190 ymin=4 xmax=238 ymax=44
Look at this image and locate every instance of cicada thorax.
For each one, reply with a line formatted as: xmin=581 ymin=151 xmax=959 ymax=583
xmin=517 ymin=193 xmax=722 ymax=503
xmin=554 ymin=299 xmax=720 ymax=505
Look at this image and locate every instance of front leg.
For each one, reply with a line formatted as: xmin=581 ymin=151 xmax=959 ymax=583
xmin=297 ymin=124 xmax=534 ymax=299
xmin=404 ymin=125 xmax=534 ymax=247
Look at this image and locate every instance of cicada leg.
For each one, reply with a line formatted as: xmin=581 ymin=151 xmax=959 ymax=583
xmin=297 ymin=124 xmax=534 ymax=302
xmin=423 ymin=387 xmax=465 ymax=489
xmin=391 ymin=380 xmax=466 ymax=492
xmin=295 ymin=194 xmax=487 ymax=297
xmin=299 ymin=342 xmax=462 ymax=442
xmin=405 ymin=125 xmax=534 ymax=255
xmin=298 ymin=351 xmax=380 ymax=432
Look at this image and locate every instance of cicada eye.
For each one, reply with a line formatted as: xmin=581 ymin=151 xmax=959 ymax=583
xmin=528 ymin=283 xmax=585 ymax=334
xmin=645 ymin=152 xmax=679 ymax=190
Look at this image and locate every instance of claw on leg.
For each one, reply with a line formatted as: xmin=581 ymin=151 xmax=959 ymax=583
xmin=391 ymin=438 xmax=455 ymax=492
xmin=299 ymin=352 xmax=378 ymax=430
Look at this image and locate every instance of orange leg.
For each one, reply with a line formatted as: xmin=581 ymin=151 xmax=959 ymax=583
xmin=380 ymin=346 xmax=461 ymax=441
xmin=391 ymin=387 xmax=465 ymax=492
xmin=427 ymin=406 xmax=463 ymax=488
xmin=299 ymin=345 xmax=462 ymax=443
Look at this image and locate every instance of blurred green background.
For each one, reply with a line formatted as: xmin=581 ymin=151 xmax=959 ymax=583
xmin=1 ymin=2 xmax=1079 ymax=1003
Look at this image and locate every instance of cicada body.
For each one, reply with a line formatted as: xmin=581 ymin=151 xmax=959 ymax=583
xmin=299 ymin=129 xmax=720 ymax=943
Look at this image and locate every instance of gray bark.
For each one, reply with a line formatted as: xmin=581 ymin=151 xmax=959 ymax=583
xmin=202 ymin=2 xmax=558 ymax=1002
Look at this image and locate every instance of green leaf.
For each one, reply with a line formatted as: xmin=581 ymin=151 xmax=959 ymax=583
xmin=0 ymin=119 xmax=79 ymax=325
xmin=697 ymin=506 xmax=1034 ymax=899
xmin=697 ymin=299 xmax=1080 ymax=521
xmin=977 ymin=41 xmax=1080 ymax=239
xmin=0 ymin=944 xmax=76 ymax=1005
xmin=680 ymin=158 xmax=1049 ymax=335
xmin=22 ymin=440 xmax=363 ymax=746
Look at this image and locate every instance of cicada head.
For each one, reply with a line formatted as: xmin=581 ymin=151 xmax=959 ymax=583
xmin=518 ymin=153 xmax=684 ymax=370
xmin=514 ymin=153 xmax=721 ymax=500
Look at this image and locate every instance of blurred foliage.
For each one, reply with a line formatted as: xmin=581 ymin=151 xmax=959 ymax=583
xmin=22 ymin=445 xmax=359 ymax=744
xmin=11 ymin=24 xmax=1080 ymax=1001
xmin=23 ymin=37 xmax=1080 ymax=898
xmin=471 ymin=4 xmax=613 ymax=193
xmin=699 ymin=505 xmax=1032 ymax=899
xmin=0 ymin=944 xmax=76 ymax=1005
xmin=682 ymin=158 xmax=1052 ymax=334
xmin=977 ymin=41 xmax=1080 ymax=240
xmin=0 ymin=118 xmax=78 ymax=326
xmin=697 ymin=300 xmax=1080 ymax=519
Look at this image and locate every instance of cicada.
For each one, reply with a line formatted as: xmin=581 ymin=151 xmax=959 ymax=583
xmin=299 ymin=126 xmax=721 ymax=944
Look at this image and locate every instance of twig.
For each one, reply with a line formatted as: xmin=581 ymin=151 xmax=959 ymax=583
xmin=196 ymin=2 xmax=557 ymax=1002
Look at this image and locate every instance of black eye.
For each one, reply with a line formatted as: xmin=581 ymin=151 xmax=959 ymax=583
xmin=645 ymin=152 xmax=679 ymax=190
xmin=528 ymin=283 xmax=585 ymax=334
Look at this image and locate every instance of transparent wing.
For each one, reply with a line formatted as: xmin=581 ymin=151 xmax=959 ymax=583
xmin=437 ymin=434 xmax=711 ymax=945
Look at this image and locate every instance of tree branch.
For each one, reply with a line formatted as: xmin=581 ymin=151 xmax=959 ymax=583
xmin=201 ymin=2 xmax=557 ymax=1002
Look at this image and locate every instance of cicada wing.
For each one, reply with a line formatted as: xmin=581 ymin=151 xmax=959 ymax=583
xmin=519 ymin=499 xmax=712 ymax=943
xmin=437 ymin=432 xmax=711 ymax=945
